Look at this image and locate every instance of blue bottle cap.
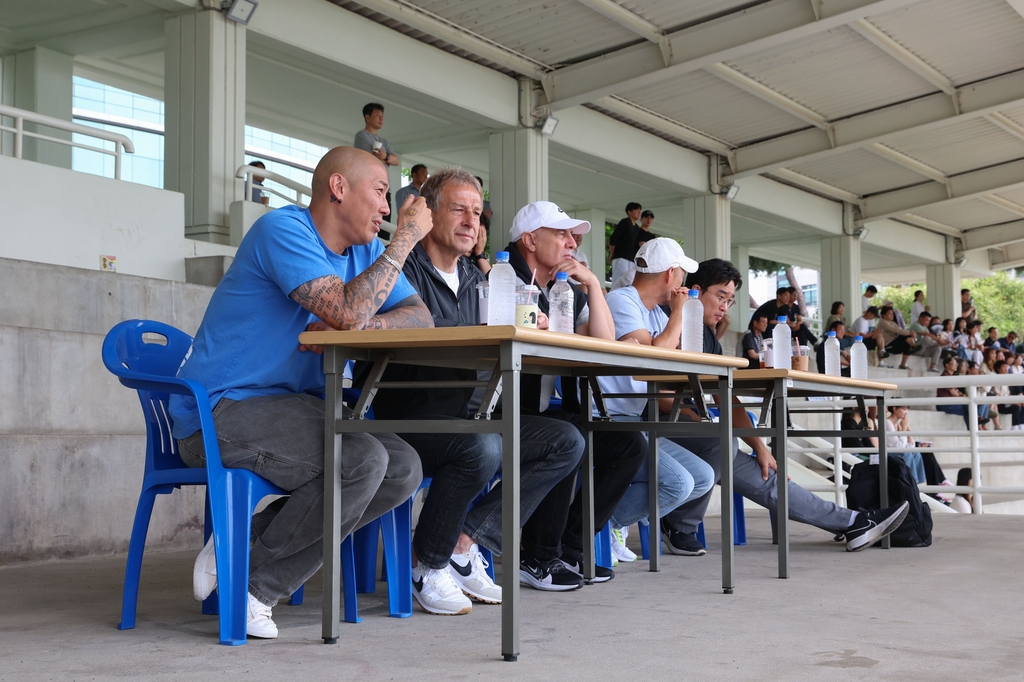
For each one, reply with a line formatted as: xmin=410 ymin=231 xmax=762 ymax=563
xmin=495 ymin=251 xmax=510 ymax=262
xmin=827 ymin=331 xmax=836 ymax=338
xmin=688 ymin=289 xmax=699 ymax=298
xmin=555 ymin=272 xmax=568 ymax=281
xmin=854 ymin=335 xmax=864 ymax=342
xmin=778 ymin=316 xmax=787 ymax=323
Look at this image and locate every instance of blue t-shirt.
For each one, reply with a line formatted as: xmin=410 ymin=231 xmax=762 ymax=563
xmin=598 ymin=286 xmax=671 ymax=417
xmin=168 ymin=204 xmax=415 ymax=438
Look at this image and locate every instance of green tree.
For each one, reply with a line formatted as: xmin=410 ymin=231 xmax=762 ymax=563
xmin=876 ymin=272 xmax=1024 ymax=334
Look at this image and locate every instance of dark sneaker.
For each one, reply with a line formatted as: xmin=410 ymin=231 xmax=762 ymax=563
xmin=519 ymin=557 xmax=583 ymax=591
xmin=558 ymin=548 xmax=614 ymax=583
xmin=661 ymin=521 xmax=706 ymax=556
xmin=845 ymin=502 xmax=910 ymax=552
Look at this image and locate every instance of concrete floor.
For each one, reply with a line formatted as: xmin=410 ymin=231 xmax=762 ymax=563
xmin=2 ymin=511 xmax=1022 ymax=682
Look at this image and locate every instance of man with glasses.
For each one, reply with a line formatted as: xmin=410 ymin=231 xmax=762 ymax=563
xmin=660 ymin=258 xmax=909 ymax=554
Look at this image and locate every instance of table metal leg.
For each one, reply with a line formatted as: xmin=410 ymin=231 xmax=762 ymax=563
xmin=322 ymin=347 xmax=344 ymax=644
xmin=877 ymin=395 xmax=891 ymax=550
xmin=580 ymin=378 xmax=596 ymax=583
xmin=647 ymin=381 xmax=660 ymax=573
xmin=774 ymin=378 xmax=789 ymax=579
xmin=500 ymin=343 xmax=521 ymax=662
xmin=719 ymin=376 xmax=734 ymax=593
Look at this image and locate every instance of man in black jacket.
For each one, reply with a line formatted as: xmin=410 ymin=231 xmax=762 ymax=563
xmin=372 ymin=170 xmax=586 ymax=613
xmin=501 ymin=200 xmax=647 ymax=585
xmin=608 ymin=202 xmax=642 ymax=283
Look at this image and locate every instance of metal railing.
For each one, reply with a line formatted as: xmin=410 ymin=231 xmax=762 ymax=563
xmin=784 ymin=373 xmax=1024 ymax=514
xmin=236 ymin=164 xmax=312 ymax=208
xmin=0 ymin=103 xmax=134 ymax=179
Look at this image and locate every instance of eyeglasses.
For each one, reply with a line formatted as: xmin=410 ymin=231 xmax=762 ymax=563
xmin=707 ymin=289 xmax=736 ymax=309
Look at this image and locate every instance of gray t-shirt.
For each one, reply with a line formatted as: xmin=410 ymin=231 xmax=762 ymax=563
xmin=354 ymin=129 xmax=394 ymax=157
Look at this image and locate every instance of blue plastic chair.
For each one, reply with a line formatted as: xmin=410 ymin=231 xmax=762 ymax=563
xmin=103 ymin=319 xmax=290 ymax=646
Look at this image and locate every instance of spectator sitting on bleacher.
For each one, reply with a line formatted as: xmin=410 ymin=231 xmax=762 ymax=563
xmin=966 ymin=320 xmax=985 ymax=364
xmin=950 ymin=468 xmax=974 ymax=513
xmin=881 ymin=299 xmax=907 ymax=329
xmin=984 ymin=326 xmax=1001 ymax=348
xmin=909 ymin=312 xmax=946 ymax=373
xmin=876 ymin=306 xmax=917 ymax=369
xmin=816 ymin=320 xmax=851 ymax=376
xmin=937 ymin=355 xmax=990 ymax=429
xmin=999 ymin=331 xmax=1019 ymax=353
xmin=825 ymin=301 xmax=846 ymax=330
xmin=741 ymin=312 xmax=768 ymax=369
xmin=884 ymin=405 xmax=928 ymax=484
xmin=851 ymin=306 xmax=886 ymax=356
xmin=993 ymin=360 xmax=1023 ymax=430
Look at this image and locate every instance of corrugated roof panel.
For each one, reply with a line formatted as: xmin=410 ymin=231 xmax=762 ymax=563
xmin=618 ymin=70 xmax=806 ymax=146
xmin=910 ymin=199 xmax=1020 ymax=229
xmin=614 ymin=0 xmax=754 ymax=31
xmin=988 ymin=187 xmax=1024 ymax=207
xmin=868 ymin=0 xmax=1024 ymax=86
xmin=724 ymin=25 xmax=936 ymax=121
xmin=787 ymin=148 xmax=926 ymax=197
xmin=994 ymin=105 xmax=1024 ymax=130
xmin=884 ymin=117 xmax=1024 ymax=176
xmin=411 ymin=0 xmax=640 ymax=66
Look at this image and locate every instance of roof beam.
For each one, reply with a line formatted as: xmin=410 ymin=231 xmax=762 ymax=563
xmin=979 ymin=194 xmax=1024 ymax=218
xmin=542 ymin=0 xmax=920 ymax=111
xmin=849 ymin=19 xmax=957 ymax=98
xmin=895 ymin=214 xmax=963 ymax=237
xmin=961 ymin=220 xmax=1024 ymax=250
xmin=867 ymin=143 xmax=949 ymax=184
xmin=730 ymin=69 xmax=1024 ymax=179
xmin=706 ymin=63 xmax=830 ymax=130
xmin=860 ymin=158 xmax=1024 ymax=221
xmin=595 ymin=96 xmax=733 ymax=156
xmin=574 ymin=0 xmax=672 ymax=66
xmin=769 ymin=168 xmax=861 ymax=203
xmin=341 ymin=0 xmax=548 ymax=79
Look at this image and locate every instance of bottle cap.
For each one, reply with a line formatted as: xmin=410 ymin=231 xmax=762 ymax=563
xmin=854 ymin=335 xmax=863 ymax=342
xmin=555 ymin=272 xmax=568 ymax=281
xmin=495 ymin=251 xmax=510 ymax=262
xmin=778 ymin=316 xmax=787 ymax=323
xmin=827 ymin=331 xmax=836 ymax=338
xmin=688 ymin=289 xmax=699 ymax=298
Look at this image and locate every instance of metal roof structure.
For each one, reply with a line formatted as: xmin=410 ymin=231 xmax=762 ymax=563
xmin=334 ymin=0 xmax=1024 ymax=270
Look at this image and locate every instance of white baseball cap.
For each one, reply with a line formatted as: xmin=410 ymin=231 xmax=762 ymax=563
xmin=510 ymin=201 xmax=591 ymax=241
xmin=634 ymin=238 xmax=699 ymax=274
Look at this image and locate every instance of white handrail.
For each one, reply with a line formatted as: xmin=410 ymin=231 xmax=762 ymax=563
xmin=236 ymin=164 xmax=312 ymax=208
xmin=0 ymin=103 xmax=134 ymax=179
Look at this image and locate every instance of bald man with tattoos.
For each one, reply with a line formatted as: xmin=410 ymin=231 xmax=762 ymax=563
xmin=169 ymin=147 xmax=429 ymax=638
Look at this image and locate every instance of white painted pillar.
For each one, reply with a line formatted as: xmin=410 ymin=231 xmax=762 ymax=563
xmin=488 ymin=128 xmax=548 ymax=251
xmin=0 ymin=46 xmax=73 ymax=168
xmin=571 ymin=208 xmax=607 ymax=282
xmin=926 ymin=262 xmax=961 ymax=323
xmin=730 ymin=244 xmax=750 ymax=333
xmin=680 ymin=194 xmax=731 ymax=262
xmin=819 ymin=234 xmax=862 ymax=327
xmin=164 ymin=10 xmax=246 ymax=245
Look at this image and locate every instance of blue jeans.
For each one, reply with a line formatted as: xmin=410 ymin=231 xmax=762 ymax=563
xmin=938 ymin=403 xmax=989 ymax=428
xmin=892 ymin=452 xmax=927 ymax=484
xmin=399 ymin=417 xmax=503 ymax=569
xmin=607 ymin=417 xmax=715 ymax=528
xmin=462 ymin=414 xmax=585 ymax=557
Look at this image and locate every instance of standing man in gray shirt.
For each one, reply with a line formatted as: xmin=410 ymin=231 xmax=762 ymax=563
xmin=354 ymin=102 xmax=400 ymax=220
xmin=395 ymin=163 xmax=427 ymax=210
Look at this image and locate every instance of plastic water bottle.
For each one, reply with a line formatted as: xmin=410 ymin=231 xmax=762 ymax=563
xmin=486 ymin=251 xmax=517 ymax=327
xmin=680 ymin=289 xmax=704 ymax=352
xmin=549 ymin=272 xmax=575 ymax=333
xmin=824 ymin=331 xmax=841 ymax=376
xmin=850 ymin=335 xmax=869 ymax=379
xmin=772 ymin=316 xmax=792 ymax=369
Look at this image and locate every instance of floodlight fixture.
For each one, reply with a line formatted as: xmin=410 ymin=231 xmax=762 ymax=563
xmin=539 ymin=115 xmax=559 ymax=136
xmin=223 ymin=0 xmax=258 ymax=25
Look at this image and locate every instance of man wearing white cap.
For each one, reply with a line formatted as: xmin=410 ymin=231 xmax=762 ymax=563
xmin=502 ymin=201 xmax=647 ymax=587
xmin=599 ymin=238 xmax=715 ymax=562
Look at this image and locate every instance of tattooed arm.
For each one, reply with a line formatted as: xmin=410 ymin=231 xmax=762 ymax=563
xmin=363 ymin=294 xmax=433 ymax=330
xmin=290 ymin=195 xmax=433 ymax=330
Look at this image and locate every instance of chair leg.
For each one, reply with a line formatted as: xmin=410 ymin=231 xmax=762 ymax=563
xmin=341 ymin=535 xmax=362 ymax=623
xmin=638 ymin=521 xmax=650 ymax=561
xmin=201 ymin=494 xmax=218 ymax=616
xmin=770 ymin=509 xmax=778 ymax=545
xmin=733 ymin=492 xmax=747 ymax=547
xmin=696 ymin=522 xmax=707 ymax=549
xmin=212 ymin=481 xmax=260 ymax=646
xmin=596 ymin=522 xmax=613 ymax=569
xmin=288 ymin=585 xmax=304 ymax=606
xmin=354 ymin=519 xmax=381 ymax=593
xmin=387 ymin=499 xmax=413 ymax=618
xmin=118 ymin=487 xmax=161 ymax=630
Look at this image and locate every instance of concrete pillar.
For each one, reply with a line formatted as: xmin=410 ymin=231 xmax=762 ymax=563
xmin=164 ymin=10 xmax=246 ymax=245
xmin=730 ymin=244 xmax=750 ymax=333
xmin=0 ymin=46 xmax=73 ymax=168
xmin=679 ymin=194 xmax=731 ymax=263
xmin=820 ymin=234 xmax=862 ymax=327
xmin=571 ymin=208 xmax=606 ymax=282
xmin=488 ymin=128 xmax=548 ymax=250
xmin=926 ymin=263 xmax=961 ymax=323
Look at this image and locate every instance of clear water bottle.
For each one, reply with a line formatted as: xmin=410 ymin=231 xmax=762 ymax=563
xmin=486 ymin=251 xmax=517 ymax=327
xmin=850 ymin=335 xmax=869 ymax=379
xmin=772 ymin=316 xmax=792 ymax=369
xmin=549 ymin=272 xmax=575 ymax=333
xmin=824 ymin=331 xmax=841 ymax=376
xmin=680 ymin=289 xmax=704 ymax=352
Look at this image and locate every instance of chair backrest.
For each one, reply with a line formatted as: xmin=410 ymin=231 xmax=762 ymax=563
xmin=102 ymin=320 xmax=195 ymax=474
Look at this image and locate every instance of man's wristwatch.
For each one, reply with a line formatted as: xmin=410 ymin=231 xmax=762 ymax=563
xmin=473 ymin=252 xmax=488 ymax=261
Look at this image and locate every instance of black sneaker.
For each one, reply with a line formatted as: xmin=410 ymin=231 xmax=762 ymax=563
xmin=661 ymin=520 xmax=706 ymax=556
xmin=845 ymin=501 xmax=910 ymax=552
xmin=519 ymin=556 xmax=584 ymax=591
xmin=558 ymin=547 xmax=614 ymax=583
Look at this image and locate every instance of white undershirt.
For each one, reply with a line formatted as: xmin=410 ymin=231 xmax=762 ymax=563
xmin=434 ymin=265 xmax=459 ymax=295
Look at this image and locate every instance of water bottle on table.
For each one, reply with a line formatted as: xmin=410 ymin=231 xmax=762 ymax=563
xmin=824 ymin=331 xmax=841 ymax=376
xmin=549 ymin=272 xmax=575 ymax=333
xmin=487 ymin=251 xmax=516 ymax=327
xmin=680 ymin=289 xmax=704 ymax=352
xmin=850 ymin=335 xmax=868 ymax=379
xmin=772 ymin=316 xmax=792 ymax=369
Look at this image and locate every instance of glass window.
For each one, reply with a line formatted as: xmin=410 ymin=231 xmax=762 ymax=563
xmin=802 ymin=283 xmax=818 ymax=306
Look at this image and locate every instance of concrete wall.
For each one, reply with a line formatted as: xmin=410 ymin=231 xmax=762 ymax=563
xmin=0 ymin=155 xmax=236 ymax=282
xmin=0 ymin=257 xmax=213 ymax=564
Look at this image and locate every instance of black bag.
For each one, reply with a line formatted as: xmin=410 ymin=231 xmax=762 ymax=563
xmin=845 ymin=458 xmax=933 ymax=547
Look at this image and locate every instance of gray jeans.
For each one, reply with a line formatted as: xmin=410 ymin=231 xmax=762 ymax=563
xmin=179 ymin=394 xmax=422 ymax=606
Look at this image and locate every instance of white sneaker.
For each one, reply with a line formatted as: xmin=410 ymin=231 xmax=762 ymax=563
xmin=246 ymin=593 xmax=278 ymax=639
xmin=412 ymin=565 xmax=473 ymax=615
xmin=193 ymin=535 xmax=217 ymax=601
xmin=449 ymin=545 xmax=502 ymax=604
xmin=610 ymin=527 xmax=637 ymax=563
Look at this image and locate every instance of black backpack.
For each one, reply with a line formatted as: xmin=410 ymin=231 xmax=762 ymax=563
xmin=845 ymin=458 xmax=933 ymax=547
